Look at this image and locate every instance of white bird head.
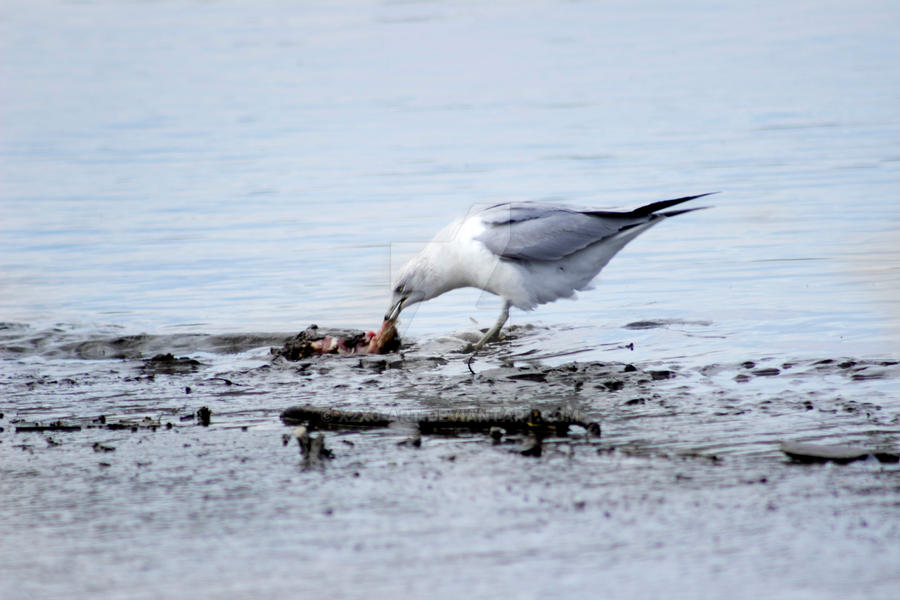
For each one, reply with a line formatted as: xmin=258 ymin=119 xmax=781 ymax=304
xmin=383 ymin=216 xmax=474 ymax=323
xmin=384 ymin=253 xmax=438 ymax=322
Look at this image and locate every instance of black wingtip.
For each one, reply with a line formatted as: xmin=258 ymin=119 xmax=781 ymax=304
xmin=628 ymin=192 xmax=718 ymax=217
xmin=656 ymin=205 xmax=711 ymax=218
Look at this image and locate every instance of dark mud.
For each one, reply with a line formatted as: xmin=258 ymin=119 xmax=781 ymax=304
xmin=2 ymin=325 xmax=900 ymax=599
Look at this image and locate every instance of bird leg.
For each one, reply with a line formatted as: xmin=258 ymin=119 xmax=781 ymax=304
xmin=468 ymin=300 xmax=510 ymax=352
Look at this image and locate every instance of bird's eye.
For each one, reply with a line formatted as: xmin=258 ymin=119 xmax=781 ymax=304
xmin=394 ymin=284 xmax=404 ymax=294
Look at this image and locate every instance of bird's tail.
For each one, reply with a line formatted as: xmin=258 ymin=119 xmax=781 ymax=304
xmin=605 ymin=192 xmax=715 ymax=252
xmin=627 ymin=192 xmax=717 ymax=218
xmin=587 ymin=192 xmax=717 ymax=221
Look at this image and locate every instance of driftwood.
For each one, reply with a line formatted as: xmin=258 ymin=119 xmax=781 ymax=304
xmin=14 ymin=409 xmax=214 ymax=433
xmin=280 ymin=404 xmax=600 ymax=439
xmin=280 ymin=406 xmax=393 ymax=430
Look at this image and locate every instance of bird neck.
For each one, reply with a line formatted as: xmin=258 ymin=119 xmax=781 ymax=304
xmin=417 ymin=242 xmax=467 ymax=299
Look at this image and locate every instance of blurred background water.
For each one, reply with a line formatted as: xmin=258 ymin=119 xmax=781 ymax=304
xmin=1 ymin=0 xmax=898 ymax=361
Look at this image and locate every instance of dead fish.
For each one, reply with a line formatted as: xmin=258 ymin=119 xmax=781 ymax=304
xmin=276 ymin=319 xmax=400 ymax=360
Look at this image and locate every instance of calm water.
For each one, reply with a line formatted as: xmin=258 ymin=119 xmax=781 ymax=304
xmin=2 ymin=0 xmax=898 ymax=361
xmin=2 ymin=1 xmax=900 ymax=598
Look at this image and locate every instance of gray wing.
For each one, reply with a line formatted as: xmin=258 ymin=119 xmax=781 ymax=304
xmin=475 ymin=202 xmax=646 ymax=262
xmin=474 ymin=195 xmax=710 ymax=262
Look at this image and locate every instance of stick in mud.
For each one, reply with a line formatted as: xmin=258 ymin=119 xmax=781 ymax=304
xmin=281 ymin=406 xmax=393 ymax=430
xmin=280 ymin=405 xmax=600 ymax=438
xmin=293 ymin=426 xmax=334 ymax=466
xmin=15 ymin=421 xmax=83 ymax=433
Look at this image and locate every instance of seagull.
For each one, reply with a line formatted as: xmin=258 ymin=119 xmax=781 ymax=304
xmin=385 ymin=193 xmax=712 ymax=351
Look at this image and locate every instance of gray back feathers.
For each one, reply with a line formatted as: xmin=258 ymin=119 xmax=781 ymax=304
xmin=474 ymin=194 xmax=711 ymax=262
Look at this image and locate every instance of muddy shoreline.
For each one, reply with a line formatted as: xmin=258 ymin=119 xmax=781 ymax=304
xmin=3 ymin=326 xmax=900 ymax=599
xmin=5 ymin=325 xmax=899 ymax=458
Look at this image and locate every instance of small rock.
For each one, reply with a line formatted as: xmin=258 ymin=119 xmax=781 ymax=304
xmin=781 ymin=441 xmax=900 ymax=464
xmin=196 ymin=406 xmax=212 ymax=426
xmin=293 ymin=426 xmax=334 ymax=465
xmin=752 ymin=367 xmax=780 ymax=377
xmin=520 ymin=435 xmax=542 ymax=457
xmin=398 ymin=433 xmax=422 ymax=448
xmin=141 ymin=353 xmax=202 ymax=374
xmin=604 ymin=380 xmax=624 ymax=391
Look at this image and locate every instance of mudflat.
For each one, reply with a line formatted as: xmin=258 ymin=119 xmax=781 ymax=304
xmin=3 ymin=325 xmax=898 ymax=599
